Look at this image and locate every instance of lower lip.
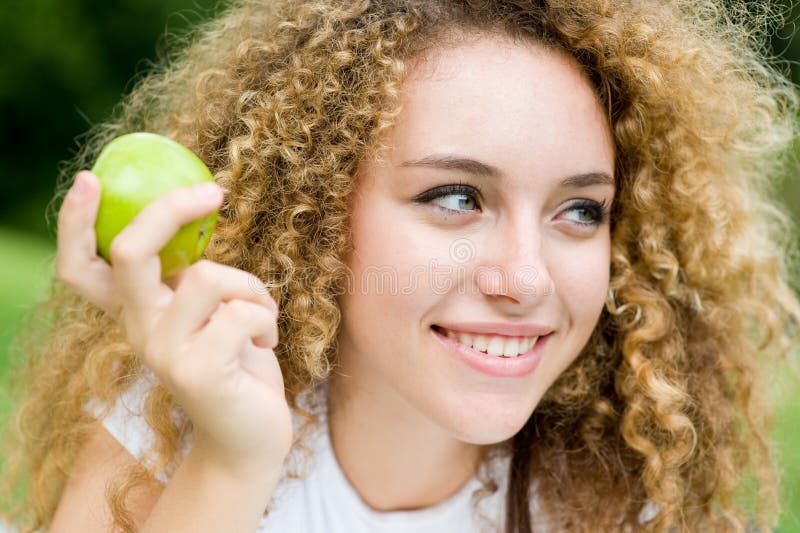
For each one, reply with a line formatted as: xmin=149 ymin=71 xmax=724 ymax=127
xmin=431 ymin=326 xmax=551 ymax=378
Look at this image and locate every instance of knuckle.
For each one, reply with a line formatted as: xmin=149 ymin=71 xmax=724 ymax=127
xmin=186 ymin=259 xmax=218 ymax=287
xmin=225 ymin=300 xmax=256 ymax=323
xmin=109 ymin=237 xmax=137 ymax=266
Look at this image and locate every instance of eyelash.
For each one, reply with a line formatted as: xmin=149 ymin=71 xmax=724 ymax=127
xmin=414 ymin=183 xmax=612 ymax=227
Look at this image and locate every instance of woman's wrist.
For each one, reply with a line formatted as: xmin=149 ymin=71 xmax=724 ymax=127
xmin=140 ymin=441 xmax=284 ymax=533
xmin=189 ymin=435 xmax=287 ymax=488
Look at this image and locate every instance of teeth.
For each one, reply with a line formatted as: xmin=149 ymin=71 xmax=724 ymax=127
xmin=472 ymin=335 xmax=488 ymax=352
xmin=486 ymin=337 xmax=505 ymax=356
xmin=457 ymin=333 xmax=473 ymax=347
xmin=503 ymin=338 xmax=520 ymax=357
xmin=438 ymin=326 xmax=541 ymax=357
xmin=519 ymin=338 xmax=529 ymax=352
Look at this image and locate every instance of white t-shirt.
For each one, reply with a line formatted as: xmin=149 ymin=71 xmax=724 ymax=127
xmin=83 ymin=371 xmax=660 ymax=532
xmin=83 ymin=370 xmax=509 ymax=532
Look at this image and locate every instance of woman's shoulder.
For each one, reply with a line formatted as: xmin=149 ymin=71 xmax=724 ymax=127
xmin=82 ymin=369 xmax=329 ymax=484
xmin=82 ymin=368 xmax=192 ymax=483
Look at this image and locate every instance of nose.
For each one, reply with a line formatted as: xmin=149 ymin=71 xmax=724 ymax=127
xmin=472 ymin=220 xmax=554 ymax=310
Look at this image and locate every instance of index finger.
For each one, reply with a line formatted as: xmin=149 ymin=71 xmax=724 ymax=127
xmin=108 ymin=182 xmax=223 ymax=318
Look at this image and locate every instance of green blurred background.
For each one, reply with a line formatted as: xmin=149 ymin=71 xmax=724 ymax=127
xmin=0 ymin=0 xmax=799 ymax=529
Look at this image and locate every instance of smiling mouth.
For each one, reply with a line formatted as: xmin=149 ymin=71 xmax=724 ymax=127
xmin=430 ymin=325 xmax=544 ymax=358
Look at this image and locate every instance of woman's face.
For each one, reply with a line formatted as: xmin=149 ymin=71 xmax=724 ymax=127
xmin=335 ymin=35 xmax=615 ymax=444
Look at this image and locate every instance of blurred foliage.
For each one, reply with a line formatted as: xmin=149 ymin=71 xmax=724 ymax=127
xmin=0 ymin=0 xmax=799 ymax=240
xmin=0 ymin=0 xmax=219 ymax=238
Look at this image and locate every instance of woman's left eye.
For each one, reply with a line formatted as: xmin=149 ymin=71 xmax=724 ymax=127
xmin=413 ymin=184 xmax=481 ymax=214
xmin=562 ymin=199 xmax=611 ymax=227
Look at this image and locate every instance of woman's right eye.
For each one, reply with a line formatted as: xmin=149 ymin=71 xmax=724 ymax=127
xmin=413 ymin=183 xmax=483 ymax=215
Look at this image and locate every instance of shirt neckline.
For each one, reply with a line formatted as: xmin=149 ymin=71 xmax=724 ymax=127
xmin=317 ymin=418 xmax=483 ymax=527
xmin=298 ymin=381 xmax=484 ymax=527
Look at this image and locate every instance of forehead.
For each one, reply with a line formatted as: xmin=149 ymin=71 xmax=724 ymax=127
xmin=385 ymin=35 xmax=615 ymax=182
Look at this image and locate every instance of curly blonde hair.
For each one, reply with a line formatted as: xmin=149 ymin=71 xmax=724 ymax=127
xmin=2 ymin=0 xmax=800 ymax=531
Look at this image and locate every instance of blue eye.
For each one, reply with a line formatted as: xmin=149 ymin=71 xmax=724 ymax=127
xmin=433 ymin=190 xmax=479 ymax=213
xmin=413 ymin=184 xmax=612 ymax=227
xmin=563 ymin=199 xmax=611 ymax=227
xmin=413 ymin=183 xmax=482 ymax=215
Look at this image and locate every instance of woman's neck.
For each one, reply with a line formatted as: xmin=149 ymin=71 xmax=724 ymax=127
xmin=326 ymin=370 xmax=484 ymax=512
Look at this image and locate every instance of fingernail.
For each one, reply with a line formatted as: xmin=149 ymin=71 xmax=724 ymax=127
xmin=193 ymin=183 xmax=221 ymax=199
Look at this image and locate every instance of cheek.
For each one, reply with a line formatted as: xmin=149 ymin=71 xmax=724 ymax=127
xmin=550 ymin=237 xmax=610 ymax=329
xmin=339 ymin=198 xmax=435 ymax=352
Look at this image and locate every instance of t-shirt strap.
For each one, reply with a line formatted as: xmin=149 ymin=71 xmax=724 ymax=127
xmin=82 ymin=367 xmax=192 ymax=484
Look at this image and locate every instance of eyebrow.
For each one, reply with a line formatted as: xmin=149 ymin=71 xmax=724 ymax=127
xmin=399 ymin=154 xmax=615 ymax=189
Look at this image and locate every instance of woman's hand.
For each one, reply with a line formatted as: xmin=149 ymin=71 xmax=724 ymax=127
xmin=56 ymin=170 xmax=293 ymax=475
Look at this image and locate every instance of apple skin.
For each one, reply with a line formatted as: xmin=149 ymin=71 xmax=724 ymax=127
xmin=91 ymin=132 xmax=218 ymax=279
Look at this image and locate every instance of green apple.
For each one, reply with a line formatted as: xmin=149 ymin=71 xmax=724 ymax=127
xmin=91 ymin=132 xmax=218 ymax=279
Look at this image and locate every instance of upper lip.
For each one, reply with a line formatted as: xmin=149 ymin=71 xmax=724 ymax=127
xmin=433 ymin=321 xmax=555 ymax=338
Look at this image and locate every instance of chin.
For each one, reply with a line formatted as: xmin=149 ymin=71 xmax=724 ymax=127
xmin=435 ymin=396 xmax=537 ymax=446
xmin=450 ymin=423 xmax=527 ymax=446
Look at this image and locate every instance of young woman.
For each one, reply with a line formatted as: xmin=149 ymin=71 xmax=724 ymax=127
xmin=2 ymin=1 xmax=799 ymax=531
